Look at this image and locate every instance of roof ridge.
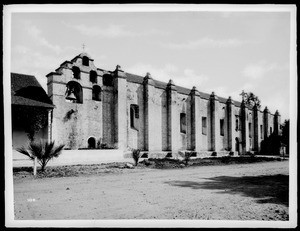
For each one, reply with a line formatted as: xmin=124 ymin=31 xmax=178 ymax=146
xmin=124 ymin=71 xmax=238 ymax=103
xmin=11 ymin=72 xmax=35 ymax=77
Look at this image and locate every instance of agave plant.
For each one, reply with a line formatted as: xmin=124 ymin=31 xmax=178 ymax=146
xmin=16 ymin=140 xmax=65 ymax=172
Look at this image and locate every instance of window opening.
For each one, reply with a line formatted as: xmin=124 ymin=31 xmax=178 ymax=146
xmin=92 ymin=85 xmax=101 ymax=101
xmin=72 ymin=66 xmax=81 ymax=79
xmin=202 ymin=117 xmax=207 ymax=135
xmin=220 ymin=119 xmax=224 ymax=136
xmin=90 ymin=71 xmax=97 ymax=83
xmin=82 ymin=56 xmax=89 ymax=66
xmin=249 ymin=123 xmax=252 ymax=138
xmin=130 ymin=104 xmax=139 ymax=129
xmin=180 ymin=113 xmax=186 ymax=134
xmin=103 ymin=74 xmax=113 ymax=86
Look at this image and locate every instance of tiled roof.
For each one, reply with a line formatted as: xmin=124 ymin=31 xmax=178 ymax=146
xmin=11 ymin=73 xmax=55 ymax=108
xmin=125 ymin=72 xmax=241 ymax=106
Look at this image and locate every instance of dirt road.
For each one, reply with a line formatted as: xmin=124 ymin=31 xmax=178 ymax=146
xmin=13 ymin=160 xmax=289 ymax=220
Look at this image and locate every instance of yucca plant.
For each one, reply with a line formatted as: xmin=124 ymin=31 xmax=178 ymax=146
xmin=16 ymin=140 xmax=65 ymax=172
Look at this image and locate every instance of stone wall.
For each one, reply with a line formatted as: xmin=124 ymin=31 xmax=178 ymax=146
xmin=127 ymin=82 xmax=144 ymax=149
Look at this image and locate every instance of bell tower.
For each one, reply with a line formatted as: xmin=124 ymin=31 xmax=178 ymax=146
xmin=46 ymin=53 xmax=103 ymax=149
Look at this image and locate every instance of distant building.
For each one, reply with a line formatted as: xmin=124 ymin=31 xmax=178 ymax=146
xmin=11 ymin=73 xmax=54 ymax=150
xmin=45 ymin=52 xmax=281 ymax=156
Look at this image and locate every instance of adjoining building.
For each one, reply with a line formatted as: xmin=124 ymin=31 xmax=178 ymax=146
xmin=45 ymin=52 xmax=281 ymax=156
xmin=11 ymin=73 xmax=54 ymax=150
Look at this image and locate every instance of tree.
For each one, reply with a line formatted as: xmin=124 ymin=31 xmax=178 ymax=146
xmin=17 ymin=140 xmax=65 ymax=172
xmin=241 ymin=91 xmax=261 ymax=109
xmin=281 ymin=119 xmax=289 ymax=154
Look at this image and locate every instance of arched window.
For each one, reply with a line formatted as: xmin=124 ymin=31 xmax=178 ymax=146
xmin=88 ymin=137 xmax=96 ymax=149
xmin=65 ymin=81 xmax=83 ymax=104
xmin=180 ymin=113 xmax=186 ymax=134
xmin=130 ymin=104 xmax=139 ymax=129
xmin=72 ymin=66 xmax=81 ymax=79
xmin=82 ymin=56 xmax=89 ymax=66
xmin=103 ymin=74 xmax=113 ymax=86
xmin=90 ymin=70 xmax=97 ymax=83
xmin=92 ymin=85 xmax=101 ymax=101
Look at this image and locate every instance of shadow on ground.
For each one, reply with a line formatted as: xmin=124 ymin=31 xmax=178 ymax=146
xmin=166 ymin=174 xmax=288 ymax=206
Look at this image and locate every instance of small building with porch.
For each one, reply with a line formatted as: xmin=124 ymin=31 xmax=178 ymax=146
xmin=11 ymin=73 xmax=54 ymax=156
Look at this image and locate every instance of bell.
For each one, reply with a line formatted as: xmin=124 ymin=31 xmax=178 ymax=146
xmin=66 ymin=92 xmax=77 ymax=101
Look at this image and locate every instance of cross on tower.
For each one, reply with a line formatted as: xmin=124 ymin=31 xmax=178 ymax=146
xmin=240 ymin=90 xmax=248 ymax=101
xmin=82 ymin=43 xmax=86 ymax=52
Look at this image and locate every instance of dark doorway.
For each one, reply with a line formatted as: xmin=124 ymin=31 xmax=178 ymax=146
xmin=88 ymin=137 xmax=96 ymax=149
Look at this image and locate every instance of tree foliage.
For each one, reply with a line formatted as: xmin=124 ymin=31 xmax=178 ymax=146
xmin=260 ymin=120 xmax=290 ymax=155
xmin=244 ymin=92 xmax=261 ymax=109
xmin=260 ymin=133 xmax=281 ymax=155
xmin=17 ymin=140 xmax=65 ymax=172
xmin=281 ymin=119 xmax=290 ymax=154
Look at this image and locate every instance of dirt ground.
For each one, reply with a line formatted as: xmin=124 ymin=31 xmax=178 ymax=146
xmin=13 ymin=160 xmax=289 ymax=221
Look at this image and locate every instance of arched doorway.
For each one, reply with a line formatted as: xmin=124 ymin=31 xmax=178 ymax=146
xmin=235 ymin=137 xmax=240 ymax=155
xmin=88 ymin=137 xmax=96 ymax=149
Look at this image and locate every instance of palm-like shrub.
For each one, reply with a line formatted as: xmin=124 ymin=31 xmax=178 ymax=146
xmin=16 ymin=140 xmax=65 ymax=172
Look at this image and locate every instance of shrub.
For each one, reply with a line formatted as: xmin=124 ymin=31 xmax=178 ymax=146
xmin=141 ymin=159 xmax=151 ymax=166
xmin=211 ymin=152 xmax=217 ymax=157
xmin=16 ymin=140 xmax=65 ymax=172
xmin=178 ymin=151 xmax=193 ymax=165
xmin=165 ymin=152 xmax=172 ymax=158
xmin=132 ymin=149 xmax=141 ymax=166
xmin=140 ymin=153 xmax=148 ymax=158
xmin=221 ymin=155 xmax=231 ymax=163
xmin=246 ymin=151 xmax=255 ymax=157
xmin=190 ymin=151 xmax=197 ymax=157
xmin=229 ymin=151 xmax=234 ymax=156
xmin=99 ymin=143 xmax=115 ymax=149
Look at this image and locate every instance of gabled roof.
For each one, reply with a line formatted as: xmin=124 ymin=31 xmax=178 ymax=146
xmin=71 ymin=52 xmax=94 ymax=62
xmin=11 ymin=73 xmax=55 ymax=108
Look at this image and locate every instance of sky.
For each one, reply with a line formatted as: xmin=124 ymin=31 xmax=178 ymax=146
xmin=9 ymin=6 xmax=293 ymax=121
